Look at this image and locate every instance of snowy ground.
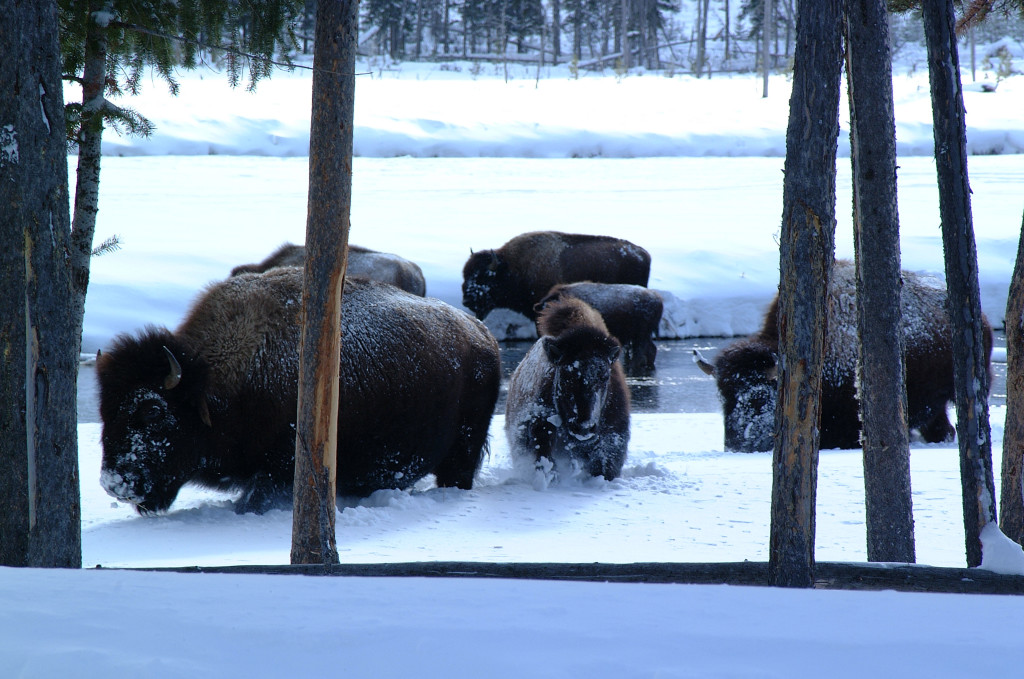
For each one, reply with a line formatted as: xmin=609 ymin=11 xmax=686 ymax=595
xmin=11 ymin=49 xmax=1024 ymax=677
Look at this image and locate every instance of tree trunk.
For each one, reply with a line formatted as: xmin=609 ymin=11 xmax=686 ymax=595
xmin=845 ymin=0 xmax=916 ymax=564
xmin=552 ymin=0 xmax=562 ymax=62
xmin=761 ymin=0 xmax=772 ymax=97
xmin=769 ymin=0 xmax=843 ymax=588
xmin=69 ymin=0 xmax=113 ymax=360
xmin=1000 ymin=211 xmax=1024 ymax=546
xmin=695 ymin=0 xmax=707 ymax=77
xmin=290 ymin=0 xmax=358 ymax=566
xmin=922 ymin=0 xmax=997 ymax=568
xmin=0 ymin=0 xmax=82 ymax=568
xmin=724 ymin=0 xmax=731 ymax=62
xmin=620 ymin=0 xmax=630 ymax=68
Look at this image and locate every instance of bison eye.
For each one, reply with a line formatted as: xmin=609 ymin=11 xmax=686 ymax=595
xmin=134 ymin=398 xmax=164 ymax=425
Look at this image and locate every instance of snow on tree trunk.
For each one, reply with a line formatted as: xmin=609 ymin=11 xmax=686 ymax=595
xmin=845 ymin=0 xmax=916 ymax=564
xmin=922 ymin=0 xmax=997 ymax=569
xmin=0 ymin=0 xmax=81 ymax=568
xmin=290 ymin=0 xmax=359 ymax=566
xmin=769 ymin=0 xmax=843 ymax=588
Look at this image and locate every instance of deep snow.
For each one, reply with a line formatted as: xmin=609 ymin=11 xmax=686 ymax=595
xmin=12 ymin=47 xmax=1024 ymax=677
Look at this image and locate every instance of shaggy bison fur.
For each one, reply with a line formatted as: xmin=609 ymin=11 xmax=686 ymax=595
xmin=97 ymin=269 xmax=500 ymax=514
xmin=535 ymin=282 xmax=663 ymax=374
xmin=231 ymin=242 xmax=427 ymax=296
xmin=696 ymin=260 xmax=992 ymax=452
xmin=505 ymin=296 xmax=630 ymax=483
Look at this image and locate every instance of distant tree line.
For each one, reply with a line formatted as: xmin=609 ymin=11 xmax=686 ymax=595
xmin=294 ymin=1 xmax=1024 ymax=76
xmin=294 ymin=0 xmax=806 ymax=73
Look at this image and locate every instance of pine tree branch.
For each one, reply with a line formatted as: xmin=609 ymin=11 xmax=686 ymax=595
xmin=108 ymin=21 xmax=370 ymax=78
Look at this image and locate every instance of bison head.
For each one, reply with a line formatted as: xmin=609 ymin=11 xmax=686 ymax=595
xmin=97 ymin=329 xmax=213 ymax=513
xmin=461 ymin=249 xmax=506 ymax=319
xmin=695 ymin=341 xmax=778 ymax=453
xmin=543 ymin=330 xmax=621 ymax=443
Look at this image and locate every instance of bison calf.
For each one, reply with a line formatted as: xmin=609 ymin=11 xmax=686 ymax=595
xmin=696 ymin=260 xmax=992 ymax=452
xmin=505 ymin=296 xmax=630 ymax=485
xmin=98 ymin=269 xmax=500 ymax=514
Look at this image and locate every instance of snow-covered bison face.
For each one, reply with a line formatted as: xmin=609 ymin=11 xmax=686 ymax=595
xmin=696 ymin=340 xmax=778 ymax=453
xmin=97 ymin=336 xmax=211 ymax=514
xmin=461 ymin=250 xmax=505 ymax=320
xmin=544 ymin=333 xmax=622 ymax=442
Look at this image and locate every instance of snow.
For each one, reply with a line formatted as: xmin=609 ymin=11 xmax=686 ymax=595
xmin=980 ymin=522 xmax=1024 ymax=575
xmin=17 ymin=50 xmax=1024 ymax=676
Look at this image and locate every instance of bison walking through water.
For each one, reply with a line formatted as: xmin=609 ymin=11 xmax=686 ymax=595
xmin=505 ymin=296 xmax=630 ymax=484
xmin=231 ymin=242 xmax=427 ymax=296
xmin=462 ymin=231 xmax=651 ymax=322
xmin=695 ymin=260 xmax=993 ymax=452
xmin=535 ymin=282 xmax=663 ymax=374
xmin=97 ymin=268 xmax=500 ymax=514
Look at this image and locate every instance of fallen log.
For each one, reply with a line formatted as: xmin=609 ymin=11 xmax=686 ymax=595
xmin=109 ymin=561 xmax=1024 ymax=596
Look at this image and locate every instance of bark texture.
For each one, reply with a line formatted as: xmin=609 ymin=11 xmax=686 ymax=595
xmin=769 ymin=0 xmax=844 ymax=588
xmin=1000 ymin=212 xmax=1024 ymax=546
xmin=846 ymin=0 xmax=916 ymax=563
xmin=922 ymin=0 xmax=997 ymax=568
xmin=0 ymin=0 xmax=82 ymax=568
xmin=290 ymin=0 xmax=359 ymax=566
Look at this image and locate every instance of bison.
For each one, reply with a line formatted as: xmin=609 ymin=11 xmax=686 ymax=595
xmin=462 ymin=231 xmax=651 ymax=322
xmin=97 ymin=268 xmax=501 ymax=514
xmin=505 ymin=296 xmax=630 ymax=484
xmin=231 ymin=242 xmax=427 ymax=296
xmin=694 ymin=260 xmax=993 ymax=452
xmin=535 ymin=282 xmax=663 ymax=374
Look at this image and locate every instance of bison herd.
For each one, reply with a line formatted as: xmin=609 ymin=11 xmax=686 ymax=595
xmin=96 ymin=231 xmax=990 ymax=515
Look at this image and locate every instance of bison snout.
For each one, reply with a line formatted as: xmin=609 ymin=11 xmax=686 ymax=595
xmin=100 ymin=468 xmax=146 ymax=506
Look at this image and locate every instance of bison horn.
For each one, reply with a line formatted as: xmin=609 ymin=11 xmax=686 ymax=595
xmin=693 ymin=350 xmax=715 ymax=377
xmin=162 ymin=345 xmax=182 ymax=390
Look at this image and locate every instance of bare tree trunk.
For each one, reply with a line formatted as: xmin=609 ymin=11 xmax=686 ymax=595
xmin=1003 ymin=213 xmax=1024 ymax=546
xmin=0 ymin=0 xmax=81 ymax=569
xmin=769 ymin=0 xmax=843 ymax=589
xmin=69 ymin=0 xmax=114 ymax=359
xmin=846 ymin=0 xmax=916 ymax=564
xmin=552 ymin=0 xmax=562 ymax=62
xmin=761 ymin=0 xmax=772 ymax=97
xmin=620 ymin=0 xmax=630 ymax=68
xmin=291 ymin=0 xmax=358 ymax=566
xmin=724 ymin=0 xmax=731 ymax=62
xmin=922 ymin=0 xmax=997 ymax=568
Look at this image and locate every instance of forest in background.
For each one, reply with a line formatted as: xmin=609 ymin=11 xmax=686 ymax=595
xmin=284 ymin=0 xmax=1024 ymax=75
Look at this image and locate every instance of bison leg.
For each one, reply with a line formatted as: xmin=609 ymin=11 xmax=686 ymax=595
xmin=235 ymin=472 xmax=292 ymax=515
xmin=914 ymin=405 xmax=956 ymax=443
xmin=433 ymin=423 xmax=489 ymax=490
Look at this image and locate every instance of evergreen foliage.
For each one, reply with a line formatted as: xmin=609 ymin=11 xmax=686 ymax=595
xmin=59 ymin=0 xmax=302 ymax=145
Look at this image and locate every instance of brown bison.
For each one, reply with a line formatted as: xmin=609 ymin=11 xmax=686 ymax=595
xmin=535 ymin=282 xmax=663 ymax=374
xmin=462 ymin=231 xmax=651 ymax=321
xmin=695 ymin=260 xmax=993 ymax=452
xmin=505 ymin=296 xmax=630 ymax=483
xmin=231 ymin=242 xmax=427 ymax=296
xmin=97 ymin=268 xmax=500 ymax=514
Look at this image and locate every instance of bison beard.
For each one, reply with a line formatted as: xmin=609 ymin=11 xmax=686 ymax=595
xmin=697 ymin=260 xmax=993 ymax=452
xmin=97 ymin=270 xmax=501 ymax=514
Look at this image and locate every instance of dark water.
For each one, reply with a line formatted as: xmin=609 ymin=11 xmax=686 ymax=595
xmin=79 ymin=333 xmax=1007 ymax=424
